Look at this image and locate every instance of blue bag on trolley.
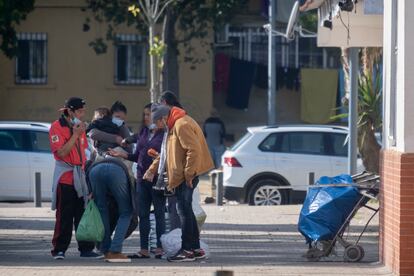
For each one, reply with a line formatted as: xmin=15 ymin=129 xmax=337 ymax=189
xmin=298 ymin=174 xmax=362 ymax=244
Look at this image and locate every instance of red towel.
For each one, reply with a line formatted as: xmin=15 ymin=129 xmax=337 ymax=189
xmin=214 ymin=53 xmax=230 ymax=93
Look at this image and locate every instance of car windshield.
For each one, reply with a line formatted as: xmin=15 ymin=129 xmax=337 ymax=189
xmin=230 ymin=132 xmax=252 ymax=151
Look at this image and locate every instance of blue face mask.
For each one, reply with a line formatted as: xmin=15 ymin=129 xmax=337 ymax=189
xmin=112 ymin=117 xmax=124 ymax=127
xmin=71 ymin=117 xmax=82 ymax=125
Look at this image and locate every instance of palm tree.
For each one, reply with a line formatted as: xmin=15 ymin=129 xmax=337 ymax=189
xmin=357 ymin=70 xmax=382 ymax=173
xmin=333 ymin=47 xmax=382 ymax=173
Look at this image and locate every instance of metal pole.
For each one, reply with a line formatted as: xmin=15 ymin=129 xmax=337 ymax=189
xmin=268 ymin=0 xmax=277 ymax=125
xmin=308 ymin=172 xmax=315 ymax=185
xmin=34 ymin=172 xmax=42 ymax=207
xmin=295 ymin=35 xmax=299 ymax=69
xmin=210 ymin=172 xmax=217 ymax=198
xmin=247 ymin=28 xmax=252 ymax=61
xmin=216 ymin=171 xmax=224 ymax=206
xmin=348 ymin=47 xmax=359 ymax=175
xmin=323 ymin=48 xmax=328 ymax=68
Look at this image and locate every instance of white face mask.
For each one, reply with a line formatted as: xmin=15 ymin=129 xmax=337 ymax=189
xmin=71 ymin=117 xmax=82 ymax=125
xmin=112 ymin=117 xmax=124 ymax=127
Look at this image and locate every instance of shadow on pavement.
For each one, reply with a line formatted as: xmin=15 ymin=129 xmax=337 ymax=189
xmin=0 ymin=219 xmax=379 ymax=267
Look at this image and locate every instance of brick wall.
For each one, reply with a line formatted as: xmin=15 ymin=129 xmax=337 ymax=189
xmin=380 ymin=150 xmax=414 ymax=276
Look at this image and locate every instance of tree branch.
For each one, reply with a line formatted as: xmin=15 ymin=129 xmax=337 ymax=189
xmin=139 ymin=0 xmax=150 ymax=20
xmin=155 ymin=0 xmax=175 ymax=22
xmin=154 ymin=0 xmax=160 ymax=17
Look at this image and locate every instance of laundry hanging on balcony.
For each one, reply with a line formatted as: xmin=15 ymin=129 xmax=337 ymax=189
xmin=226 ymin=58 xmax=255 ymax=110
xmin=300 ymin=68 xmax=338 ymax=124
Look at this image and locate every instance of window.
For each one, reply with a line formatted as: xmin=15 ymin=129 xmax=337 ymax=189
xmin=15 ymin=33 xmax=47 ymax=84
xmin=0 ymin=130 xmax=28 ymax=151
xmin=259 ymin=131 xmax=327 ymax=155
xmin=30 ymin=131 xmax=51 ymax=153
xmin=285 ymin=132 xmax=326 ymax=155
xmin=270 ymin=132 xmax=326 ymax=155
xmin=214 ymin=25 xmax=340 ymax=69
xmin=259 ymin=133 xmax=282 ymax=152
xmin=330 ymin=133 xmax=348 ymax=157
xmin=230 ymin=132 xmax=252 ymax=151
xmin=115 ymin=34 xmax=147 ymax=85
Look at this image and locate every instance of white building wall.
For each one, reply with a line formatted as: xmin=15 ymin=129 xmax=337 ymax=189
xmin=317 ymin=1 xmax=383 ymax=47
xmin=402 ymin=1 xmax=414 ymax=152
xmin=384 ymin=0 xmax=414 ymax=152
xmin=382 ymin=0 xmax=393 ymax=150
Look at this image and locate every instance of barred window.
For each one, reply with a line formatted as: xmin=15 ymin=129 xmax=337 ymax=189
xmin=15 ymin=33 xmax=47 ymax=84
xmin=115 ymin=34 xmax=147 ymax=85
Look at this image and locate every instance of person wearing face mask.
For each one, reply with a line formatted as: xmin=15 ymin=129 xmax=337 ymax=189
xmin=143 ymin=103 xmax=214 ymax=262
xmin=108 ymin=103 xmax=166 ymax=259
xmin=87 ymin=101 xmax=132 ymax=155
xmin=49 ymin=97 xmax=100 ymax=260
xmin=86 ymin=106 xmax=125 ymax=155
xmin=157 ymin=91 xmax=183 ymax=232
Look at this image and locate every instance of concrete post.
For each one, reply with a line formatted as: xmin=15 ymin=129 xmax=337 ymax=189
xmin=308 ymin=172 xmax=315 ymax=185
xmin=34 ymin=172 xmax=42 ymax=207
xmin=216 ymin=171 xmax=224 ymax=206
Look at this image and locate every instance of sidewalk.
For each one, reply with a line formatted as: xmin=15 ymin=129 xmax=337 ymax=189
xmin=0 ymin=201 xmax=391 ymax=276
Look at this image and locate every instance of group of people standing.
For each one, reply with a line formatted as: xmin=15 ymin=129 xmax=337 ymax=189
xmin=48 ymin=91 xmax=215 ymax=263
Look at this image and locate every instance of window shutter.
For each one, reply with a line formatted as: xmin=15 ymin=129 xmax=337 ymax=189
xmin=117 ymin=45 xmax=127 ymax=81
xmin=17 ymin=40 xmax=30 ymax=80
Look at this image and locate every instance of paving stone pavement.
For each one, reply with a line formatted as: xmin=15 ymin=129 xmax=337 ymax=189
xmin=0 ymin=202 xmax=392 ymax=276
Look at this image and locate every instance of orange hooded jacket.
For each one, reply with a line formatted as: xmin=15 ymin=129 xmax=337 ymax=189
xmin=148 ymin=107 xmax=214 ymax=189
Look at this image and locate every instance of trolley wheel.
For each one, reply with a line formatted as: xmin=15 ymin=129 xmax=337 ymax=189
xmin=344 ymin=245 xmax=365 ymax=262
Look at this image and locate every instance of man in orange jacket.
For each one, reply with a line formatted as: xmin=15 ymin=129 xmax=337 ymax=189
xmin=144 ymin=103 xmax=214 ymax=262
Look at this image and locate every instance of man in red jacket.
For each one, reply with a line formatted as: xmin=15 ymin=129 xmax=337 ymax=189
xmin=49 ymin=97 xmax=98 ymax=260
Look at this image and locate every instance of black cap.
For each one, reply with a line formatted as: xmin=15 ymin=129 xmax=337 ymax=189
xmin=60 ymin=97 xmax=86 ymax=111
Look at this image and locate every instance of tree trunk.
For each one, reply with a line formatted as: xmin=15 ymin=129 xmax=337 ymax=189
xmin=358 ymin=122 xmax=381 ymax=173
xmin=149 ymin=24 xmax=159 ymax=103
xmin=162 ymin=8 xmax=180 ymax=99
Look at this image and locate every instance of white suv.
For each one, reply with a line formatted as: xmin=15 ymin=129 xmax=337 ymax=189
xmin=222 ymin=125 xmax=363 ymax=206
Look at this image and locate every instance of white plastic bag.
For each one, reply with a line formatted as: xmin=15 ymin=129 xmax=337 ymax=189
xmin=192 ymin=187 xmax=207 ymax=230
xmin=161 ymin=228 xmax=210 ymax=258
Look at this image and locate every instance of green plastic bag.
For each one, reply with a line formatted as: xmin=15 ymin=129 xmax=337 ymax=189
xmin=76 ymin=200 xmax=105 ymax=242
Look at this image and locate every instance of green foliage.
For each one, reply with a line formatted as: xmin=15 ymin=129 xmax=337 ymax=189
xmin=357 ymin=73 xmax=382 ymax=131
xmin=84 ymin=0 xmax=247 ymax=56
xmin=83 ymin=0 xmax=147 ymax=54
xmin=88 ymin=38 xmax=108 ymax=54
xmin=149 ymin=36 xmax=166 ymax=69
xmin=331 ymin=72 xmax=382 ymax=132
xmin=299 ymin=10 xmax=318 ymax=33
xmin=0 ymin=0 xmax=35 ymax=58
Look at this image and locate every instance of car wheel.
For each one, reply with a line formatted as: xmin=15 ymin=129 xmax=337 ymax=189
xmin=248 ymin=179 xmax=288 ymax=206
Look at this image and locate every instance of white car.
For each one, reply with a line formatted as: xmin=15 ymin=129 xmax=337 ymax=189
xmin=222 ymin=125 xmax=364 ymax=206
xmin=0 ymin=122 xmax=54 ymax=201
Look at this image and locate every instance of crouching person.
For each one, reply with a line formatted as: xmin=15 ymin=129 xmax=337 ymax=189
xmin=88 ymin=157 xmax=133 ymax=263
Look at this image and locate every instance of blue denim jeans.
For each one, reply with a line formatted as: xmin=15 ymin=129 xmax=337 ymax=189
xmin=175 ymin=177 xmax=200 ymax=251
xmin=209 ymin=145 xmax=226 ymax=169
xmin=167 ymin=196 xmax=181 ymax=231
xmin=137 ymin=179 xmax=166 ymax=250
xmin=89 ymin=163 xmax=132 ymax=254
